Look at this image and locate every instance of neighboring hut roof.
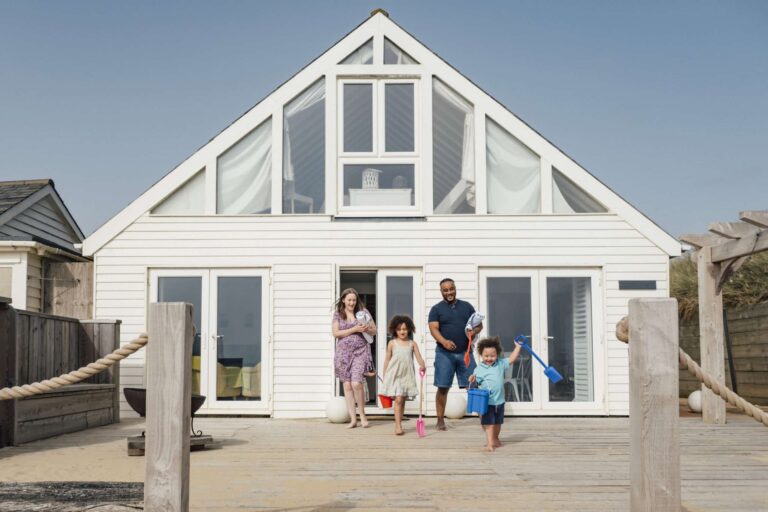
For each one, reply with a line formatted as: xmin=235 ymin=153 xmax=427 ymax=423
xmin=0 ymin=179 xmax=52 ymax=217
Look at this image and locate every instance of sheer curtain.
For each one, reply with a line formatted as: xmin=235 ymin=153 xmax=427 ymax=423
xmin=151 ymin=169 xmax=205 ymax=214
xmin=340 ymin=39 xmax=373 ymax=64
xmin=432 ymin=78 xmax=475 ymax=214
xmin=217 ymin=119 xmax=272 ymax=214
xmin=552 ymin=167 xmax=606 ymax=213
xmin=284 ymin=79 xmax=325 ymax=213
xmin=486 ymin=118 xmax=540 ymax=214
xmin=384 ymin=38 xmax=418 ymax=64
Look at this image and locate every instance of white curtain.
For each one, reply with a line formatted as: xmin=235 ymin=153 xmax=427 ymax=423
xmin=151 ymin=169 xmax=205 ymax=215
xmin=340 ymin=39 xmax=373 ymax=64
xmin=552 ymin=167 xmax=606 ymax=213
xmin=486 ymin=118 xmax=540 ymax=214
xmin=217 ymin=119 xmax=272 ymax=214
xmin=432 ymin=78 xmax=475 ymax=214
xmin=384 ymin=38 xmax=418 ymax=64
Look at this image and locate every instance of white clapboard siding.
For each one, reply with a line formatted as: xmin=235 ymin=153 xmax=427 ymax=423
xmin=94 ymin=213 xmax=670 ymax=418
xmin=24 ymin=252 xmax=43 ymax=312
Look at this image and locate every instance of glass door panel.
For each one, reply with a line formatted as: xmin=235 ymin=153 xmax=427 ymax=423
xmin=210 ymin=271 xmax=267 ymax=407
xmin=544 ymin=276 xmax=595 ymax=403
xmin=485 ymin=276 xmax=536 ymax=404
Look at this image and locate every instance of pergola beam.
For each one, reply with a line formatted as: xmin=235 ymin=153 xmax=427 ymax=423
xmin=740 ymin=210 xmax=768 ymax=229
xmin=679 ymin=233 xmax=728 ymax=248
xmin=711 ymin=230 xmax=768 ymax=263
xmin=708 ymin=221 xmax=760 ymax=239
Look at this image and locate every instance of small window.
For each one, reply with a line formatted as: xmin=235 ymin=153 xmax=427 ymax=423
xmin=384 ymin=83 xmax=414 ymax=152
xmin=217 ymin=118 xmax=272 ymax=214
xmin=339 ymin=38 xmax=373 ymax=64
xmin=383 ymin=38 xmax=418 ymax=64
xmin=552 ymin=168 xmax=607 ymax=213
xmin=486 ymin=117 xmax=540 ymax=214
xmin=151 ymin=169 xmax=205 ymax=215
xmin=0 ymin=267 xmax=12 ymax=299
xmin=343 ymin=83 xmax=374 ymax=152
xmin=342 ymin=164 xmax=415 ymax=209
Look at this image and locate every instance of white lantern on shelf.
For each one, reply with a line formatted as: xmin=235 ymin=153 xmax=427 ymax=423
xmin=361 ymin=168 xmax=382 ymax=189
xmin=445 ymin=391 xmax=466 ymax=419
xmin=687 ymin=390 xmax=702 ymax=413
xmin=326 ymin=397 xmax=351 ymax=423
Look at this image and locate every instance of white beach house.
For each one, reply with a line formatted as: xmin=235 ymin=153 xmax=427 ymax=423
xmin=83 ymin=11 xmax=681 ymax=418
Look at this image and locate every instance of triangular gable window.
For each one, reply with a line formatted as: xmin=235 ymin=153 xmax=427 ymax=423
xmin=151 ymin=169 xmax=205 ymax=215
xmin=552 ymin=168 xmax=607 ymax=213
xmin=383 ymin=38 xmax=418 ymax=64
xmin=486 ymin=117 xmax=540 ymax=213
xmin=339 ymin=38 xmax=373 ymax=65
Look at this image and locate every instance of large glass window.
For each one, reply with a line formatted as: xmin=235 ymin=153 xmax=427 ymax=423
xmin=432 ymin=78 xmax=475 ymax=214
xmin=158 ymin=276 xmax=203 ymax=395
xmin=552 ymin=167 xmax=607 ymax=213
xmin=284 ymin=79 xmax=325 ymax=214
xmin=342 ymin=164 xmax=415 ymax=208
xmin=486 ymin=117 xmax=540 ymax=214
xmin=217 ymin=119 xmax=272 ymax=214
xmin=151 ymin=169 xmax=205 ymax=215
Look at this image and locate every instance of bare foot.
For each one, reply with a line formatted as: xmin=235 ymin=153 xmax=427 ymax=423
xmin=484 ymin=445 xmax=495 ymax=452
xmin=493 ymin=440 xmax=502 ymax=448
xmin=345 ymin=421 xmax=357 ymax=429
xmin=436 ymin=420 xmax=447 ymax=431
xmin=395 ymin=429 xmax=404 ymax=436
xmin=360 ymin=419 xmax=369 ymax=428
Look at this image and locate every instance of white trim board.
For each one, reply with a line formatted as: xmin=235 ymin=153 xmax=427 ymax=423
xmin=82 ymin=12 xmax=680 ymax=257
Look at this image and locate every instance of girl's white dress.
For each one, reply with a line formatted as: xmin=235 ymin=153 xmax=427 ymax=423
xmin=380 ymin=340 xmax=419 ymax=399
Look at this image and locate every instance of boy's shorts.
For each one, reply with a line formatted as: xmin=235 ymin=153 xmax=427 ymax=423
xmin=434 ymin=349 xmax=476 ymax=388
xmin=481 ymin=403 xmax=505 ymax=425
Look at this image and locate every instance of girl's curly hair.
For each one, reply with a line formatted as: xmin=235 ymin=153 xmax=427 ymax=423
xmin=388 ymin=315 xmax=415 ymax=338
xmin=476 ymin=336 xmax=503 ymax=356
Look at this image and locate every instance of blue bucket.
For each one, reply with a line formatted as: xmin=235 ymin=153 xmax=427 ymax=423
xmin=466 ymin=388 xmax=489 ymax=415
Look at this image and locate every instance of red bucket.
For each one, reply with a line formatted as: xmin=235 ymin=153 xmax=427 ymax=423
xmin=378 ymin=394 xmax=393 ymax=408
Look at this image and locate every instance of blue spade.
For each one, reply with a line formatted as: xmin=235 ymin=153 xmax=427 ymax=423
xmin=514 ymin=335 xmax=563 ymax=384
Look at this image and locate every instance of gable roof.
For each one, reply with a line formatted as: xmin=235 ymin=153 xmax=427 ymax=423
xmin=0 ymin=179 xmax=85 ymax=251
xmin=83 ymin=11 xmax=681 ymax=257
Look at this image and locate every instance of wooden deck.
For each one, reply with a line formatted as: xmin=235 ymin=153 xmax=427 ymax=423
xmin=0 ymin=413 xmax=766 ymax=511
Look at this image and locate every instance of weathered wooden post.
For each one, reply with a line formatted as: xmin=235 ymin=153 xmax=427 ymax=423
xmin=696 ymin=246 xmax=726 ymax=424
xmin=145 ymin=302 xmax=193 ymax=512
xmin=628 ymin=298 xmax=680 ymax=512
xmin=0 ymin=297 xmax=17 ymax=449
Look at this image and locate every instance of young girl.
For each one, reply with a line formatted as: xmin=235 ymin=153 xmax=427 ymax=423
xmin=380 ymin=315 xmax=426 ymax=435
xmin=468 ymin=336 xmax=522 ymax=452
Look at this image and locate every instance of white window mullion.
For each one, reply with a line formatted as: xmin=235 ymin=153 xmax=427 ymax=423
xmin=325 ymin=72 xmax=337 ymax=215
xmin=205 ymin=158 xmax=217 ymax=215
xmin=421 ymin=73 xmax=433 ymax=215
xmin=271 ymin=108 xmax=283 ymax=214
xmin=541 ymin=158 xmax=553 ymax=214
xmin=474 ymin=110 xmax=487 ymax=214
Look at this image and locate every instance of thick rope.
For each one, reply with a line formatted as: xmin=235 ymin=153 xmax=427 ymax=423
xmin=0 ymin=334 xmax=148 ymax=401
xmin=678 ymin=349 xmax=768 ymax=427
xmin=616 ymin=316 xmax=768 ymax=428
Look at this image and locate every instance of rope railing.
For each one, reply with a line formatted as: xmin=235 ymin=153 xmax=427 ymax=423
xmin=616 ymin=316 xmax=768 ymax=428
xmin=0 ymin=334 xmax=148 ymax=401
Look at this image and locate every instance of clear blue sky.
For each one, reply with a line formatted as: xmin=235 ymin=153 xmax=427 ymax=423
xmin=1 ymin=1 xmax=766 ymax=236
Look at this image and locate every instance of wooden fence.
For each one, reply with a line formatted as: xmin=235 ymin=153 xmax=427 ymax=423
xmin=680 ymin=302 xmax=768 ymax=405
xmin=0 ymin=298 xmax=121 ymax=447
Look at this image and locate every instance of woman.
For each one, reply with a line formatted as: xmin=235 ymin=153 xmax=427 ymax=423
xmin=332 ymin=288 xmax=376 ymax=428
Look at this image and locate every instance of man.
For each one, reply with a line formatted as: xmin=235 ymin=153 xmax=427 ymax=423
xmin=428 ymin=278 xmax=483 ymax=431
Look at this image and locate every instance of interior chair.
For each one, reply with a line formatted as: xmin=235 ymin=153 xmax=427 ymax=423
xmin=241 ymin=362 xmax=262 ymax=399
xmin=216 ymin=362 xmax=242 ymax=398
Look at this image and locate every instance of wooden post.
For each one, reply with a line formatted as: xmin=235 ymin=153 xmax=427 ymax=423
xmin=145 ymin=303 xmax=193 ymax=512
xmin=629 ymin=298 xmax=680 ymax=512
xmin=697 ymin=246 xmax=726 ymax=424
xmin=0 ymin=297 xmax=17 ymax=448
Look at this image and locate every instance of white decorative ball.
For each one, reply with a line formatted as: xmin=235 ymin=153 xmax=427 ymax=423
xmin=687 ymin=390 xmax=702 ymax=413
xmin=445 ymin=392 xmax=467 ymax=419
xmin=326 ymin=397 xmax=351 ymax=423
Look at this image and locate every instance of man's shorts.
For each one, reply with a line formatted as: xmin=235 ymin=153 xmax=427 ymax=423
xmin=481 ymin=403 xmax=505 ymax=425
xmin=434 ymin=348 xmax=476 ymax=389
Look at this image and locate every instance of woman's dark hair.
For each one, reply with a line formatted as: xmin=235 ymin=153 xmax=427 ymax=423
xmin=476 ymin=336 xmax=503 ymax=356
xmin=388 ymin=315 xmax=415 ymax=338
xmin=334 ymin=288 xmax=366 ymax=316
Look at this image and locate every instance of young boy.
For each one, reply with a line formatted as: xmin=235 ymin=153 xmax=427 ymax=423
xmin=468 ymin=336 xmax=522 ymax=452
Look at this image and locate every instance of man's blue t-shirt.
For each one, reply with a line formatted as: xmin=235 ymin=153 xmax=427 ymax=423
xmin=428 ymin=299 xmax=475 ymax=354
xmin=473 ymin=358 xmax=510 ymax=406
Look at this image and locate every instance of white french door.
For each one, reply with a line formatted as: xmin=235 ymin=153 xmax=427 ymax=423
xmin=149 ymin=268 xmax=270 ymax=414
xmin=479 ymin=268 xmax=604 ymax=414
xmin=373 ymin=269 xmax=423 ymax=414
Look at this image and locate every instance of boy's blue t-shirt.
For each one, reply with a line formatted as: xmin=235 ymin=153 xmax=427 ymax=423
xmin=473 ymin=358 xmax=510 ymax=406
